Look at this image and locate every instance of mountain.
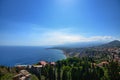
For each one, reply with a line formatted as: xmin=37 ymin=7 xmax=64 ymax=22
xmin=53 ymin=41 xmax=105 ymax=48
xmin=52 ymin=40 xmax=120 ymax=58
xmin=98 ymin=40 xmax=120 ymax=48
xmin=52 ymin=40 xmax=120 ymax=49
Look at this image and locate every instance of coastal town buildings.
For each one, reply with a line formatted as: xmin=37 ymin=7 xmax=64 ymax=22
xmin=13 ymin=70 xmax=31 ymax=80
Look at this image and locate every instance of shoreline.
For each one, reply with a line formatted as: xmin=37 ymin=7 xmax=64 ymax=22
xmin=46 ymin=48 xmax=68 ymax=58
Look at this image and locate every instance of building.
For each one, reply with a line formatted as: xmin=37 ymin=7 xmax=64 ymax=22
xmin=50 ymin=62 xmax=56 ymax=66
xmin=15 ymin=65 xmax=28 ymax=71
xmin=13 ymin=70 xmax=31 ymax=80
xmin=97 ymin=61 xmax=109 ymax=67
xmin=39 ymin=61 xmax=47 ymax=66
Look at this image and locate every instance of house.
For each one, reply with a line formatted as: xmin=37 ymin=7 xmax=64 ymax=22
xmin=97 ymin=61 xmax=109 ymax=67
xmin=50 ymin=62 xmax=56 ymax=66
xmin=39 ymin=61 xmax=47 ymax=66
xmin=13 ymin=70 xmax=31 ymax=80
xmin=33 ymin=65 xmax=42 ymax=68
xmin=15 ymin=65 xmax=28 ymax=70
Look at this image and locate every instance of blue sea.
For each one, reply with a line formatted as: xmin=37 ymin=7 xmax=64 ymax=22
xmin=0 ymin=46 xmax=66 ymax=66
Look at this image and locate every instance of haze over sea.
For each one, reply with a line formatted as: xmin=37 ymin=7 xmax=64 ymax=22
xmin=0 ymin=46 xmax=66 ymax=67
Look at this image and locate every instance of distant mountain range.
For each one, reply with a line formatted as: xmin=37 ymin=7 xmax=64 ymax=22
xmin=53 ymin=42 xmax=105 ymax=48
xmin=98 ymin=40 xmax=120 ymax=48
xmin=53 ymin=40 xmax=120 ymax=48
xmin=54 ymin=40 xmax=120 ymax=58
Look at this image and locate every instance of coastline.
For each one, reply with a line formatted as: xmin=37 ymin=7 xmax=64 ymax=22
xmin=46 ymin=48 xmax=69 ymax=58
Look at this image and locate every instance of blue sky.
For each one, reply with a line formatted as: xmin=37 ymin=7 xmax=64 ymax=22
xmin=0 ymin=0 xmax=120 ymax=46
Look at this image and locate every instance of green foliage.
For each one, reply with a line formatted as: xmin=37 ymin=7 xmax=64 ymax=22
xmin=0 ymin=73 xmax=14 ymax=80
xmin=71 ymin=67 xmax=81 ymax=80
xmin=107 ymin=61 xmax=120 ymax=80
xmin=56 ymin=57 xmax=106 ymax=80
xmin=48 ymin=66 xmax=55 ymax=80
xmin=62 ymin=66 xmax=70 ymax=80
xmin=0 ymin=66 xmax=16 ymax=80
xmin=56 ymin=61 xmax=62 ymax=80
xmin=31 ymin=74 xmax=39 ymax=80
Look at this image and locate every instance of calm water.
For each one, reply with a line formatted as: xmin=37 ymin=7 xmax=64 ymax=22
xmin=0 ymin=46 xmax=66 ymax=66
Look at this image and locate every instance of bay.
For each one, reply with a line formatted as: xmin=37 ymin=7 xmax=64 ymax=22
xmin=0 ymin=46 xmax=66 ymax=66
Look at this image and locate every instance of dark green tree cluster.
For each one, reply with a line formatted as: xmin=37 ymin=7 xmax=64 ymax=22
xmin=40 ymin=57 xmax=120 ymax=80
xmin=0 ymin=66 xmax=17 ymax=80
xmin=0 ymin=57 xmax=120 ymax=80
xmin=107 ymin=61 xmax=120 ymax=80
xmin=56 ymin=57 xmax=105 ymax=80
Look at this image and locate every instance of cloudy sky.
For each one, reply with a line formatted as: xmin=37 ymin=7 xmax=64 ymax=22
xmin=0 ymin=0 xmax=120 ymax=46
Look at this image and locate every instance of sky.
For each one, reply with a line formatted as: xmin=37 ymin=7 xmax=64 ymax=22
xmin=0 ymin=0 xmax=120 ymax=46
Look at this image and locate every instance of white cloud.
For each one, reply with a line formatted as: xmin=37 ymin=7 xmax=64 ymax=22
xmin=0 ymin=26 xmax=117 ymax=46
xmin=29 ymin=29 xmax=114 ymax=46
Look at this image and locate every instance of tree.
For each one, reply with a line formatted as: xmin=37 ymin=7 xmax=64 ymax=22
xmin=62 ymin=66 xmax=70 ymax=80
xmin=71 ymin=67 xmax=81 ymax=80
xmin=107 ymin=61 xmax=120 ymax=80
xmin=48 ymin=66 xmax=54 ymax=80
xmin=56 ymin=61 xmax=62 ymax=80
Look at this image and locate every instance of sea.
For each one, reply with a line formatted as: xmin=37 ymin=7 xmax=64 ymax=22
xmin=0 ymin=46 xmax=66 ymax=67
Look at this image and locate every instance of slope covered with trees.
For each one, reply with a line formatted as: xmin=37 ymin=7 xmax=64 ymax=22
xmin=0 ymin=57 xmax=120 ymax=80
